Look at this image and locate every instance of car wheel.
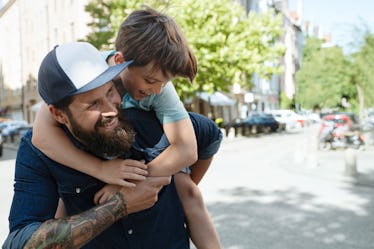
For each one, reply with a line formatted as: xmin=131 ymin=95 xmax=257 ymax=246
xmin=319 ymin=142 xmax=331 ymax=151
xmin=251 ymin=125 xmax=258 ymax=134
xmin=0 ymin=146 xmax=2 ymax=157
xmin=263 ymin=126 xmax=271 ymax=133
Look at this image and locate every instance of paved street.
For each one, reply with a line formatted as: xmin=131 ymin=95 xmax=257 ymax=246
xmin=198 ymin=125 xmax=374 ymax=249
xmin=1 ymin=125 xmax=374 ymax=248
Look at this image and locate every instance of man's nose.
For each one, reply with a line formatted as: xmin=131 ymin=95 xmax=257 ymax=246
xmin=102 ymin=99 xmax=118 ymax=117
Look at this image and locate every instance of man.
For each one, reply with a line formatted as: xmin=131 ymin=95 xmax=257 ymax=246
xmin=3 ymin=42 xmax=189 ymax=248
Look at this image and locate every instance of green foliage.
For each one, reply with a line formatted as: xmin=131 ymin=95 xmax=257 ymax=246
xmin=84 ymin=0 xmax=285 ymax=99
xmin=280 ymin=92 xmax=293 ymax=109
xmin=295 ymin=37 xmax=355 ymax=111
xmin=351 ymin=33 xmax=374 ymax=107
xmin=84 ymin=0 xmax=147 ymax=49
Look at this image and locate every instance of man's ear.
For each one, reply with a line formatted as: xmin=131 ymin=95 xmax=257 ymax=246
xmin=113 ymin=51 xmax=125 ymax=65
xmin=49 ymin=105 xmax=68 ymax=125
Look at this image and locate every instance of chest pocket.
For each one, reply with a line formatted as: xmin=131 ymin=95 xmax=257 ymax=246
xmin=50 ymin=163 xmax=104 ymax=215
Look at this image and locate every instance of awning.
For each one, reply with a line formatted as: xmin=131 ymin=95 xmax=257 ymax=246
xmin=196 ymin=92 xmax=236 ymax=106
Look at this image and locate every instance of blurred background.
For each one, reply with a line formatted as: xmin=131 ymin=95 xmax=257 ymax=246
xmin=1 ymin=0 xmax=374 ymax=248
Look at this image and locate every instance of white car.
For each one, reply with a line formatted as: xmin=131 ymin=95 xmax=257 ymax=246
xmin=0 ymin=133 xmax=3 ymax=157
xmin=269 ymin=110 xmax=306 ymax=130
xmin=1 ymin=120 xmax=29 ymax=142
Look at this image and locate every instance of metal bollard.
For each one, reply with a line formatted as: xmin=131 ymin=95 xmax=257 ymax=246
xmin=344 ymin=148 xmax=358 ymax=177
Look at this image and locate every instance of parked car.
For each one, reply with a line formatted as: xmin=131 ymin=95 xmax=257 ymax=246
xmin=239 ymin=113 xmax=279 ymax=135
xmin=16 ymin=125 xmax=33 ymax=137
xmin=1 ymin=120 xmax=29 ymax=143
xmin=269 ymin=109 xmax=306 ymax=130
xmin=0 ymin=133 xmax=3 ymax=157
xmin=222 ymin=118 xmax=244 ymax=137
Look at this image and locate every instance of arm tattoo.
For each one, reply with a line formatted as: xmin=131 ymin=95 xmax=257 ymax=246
xmin=24 ymin=193 xmax=127 ymax=249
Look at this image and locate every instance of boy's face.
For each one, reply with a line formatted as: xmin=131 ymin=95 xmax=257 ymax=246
xmin=112 ymin=55 xmax=172 ymax=100
xmin=121 ymin=61 xmax=172 ymax=100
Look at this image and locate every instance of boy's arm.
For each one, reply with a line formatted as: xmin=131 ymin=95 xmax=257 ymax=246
xmin=146 ymin=117 xmax=198 ymax=176
xmin=32 ymin=103 xmax=147 ymax=187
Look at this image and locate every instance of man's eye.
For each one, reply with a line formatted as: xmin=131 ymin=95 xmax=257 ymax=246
xmin=88 ymin=101 xmax=98 ymax=109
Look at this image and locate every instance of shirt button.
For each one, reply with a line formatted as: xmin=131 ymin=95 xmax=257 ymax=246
xmin=75 ymin=188 xmax=81 ymax=193
xmin=128 ymin=229 xmax=133 ymax=235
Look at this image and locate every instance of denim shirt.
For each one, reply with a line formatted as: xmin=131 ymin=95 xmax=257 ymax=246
xmin=3 ymin=112 xmax=189 ymax=248
xmin=3 ymin=108 xmax=222 ymax=249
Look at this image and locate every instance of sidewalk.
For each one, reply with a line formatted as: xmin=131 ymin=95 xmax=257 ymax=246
xmin=286 ymin=125 xmax=374 ymax=188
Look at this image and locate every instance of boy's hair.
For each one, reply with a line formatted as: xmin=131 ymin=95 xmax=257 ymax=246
xmin=115 ymin=7 xmax=197 ymax=82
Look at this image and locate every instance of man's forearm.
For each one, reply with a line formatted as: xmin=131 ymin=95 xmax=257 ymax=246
xmin=24 ymin=193 xmax=127 ymax=249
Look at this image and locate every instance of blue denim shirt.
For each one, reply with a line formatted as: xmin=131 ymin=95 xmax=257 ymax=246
xmin=3 ymin=109 xmax=191 ymax=249
xmin=3 ymin=109 xmax=222 ymax=249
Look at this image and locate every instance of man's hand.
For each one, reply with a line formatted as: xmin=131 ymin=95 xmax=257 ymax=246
xmin=25 ymin=176 xmax=171 ymax=249
xmin=119 ymin=176 xmax=171 ymax=215
xmin=98 ymin=159 xmax=148 ymax=187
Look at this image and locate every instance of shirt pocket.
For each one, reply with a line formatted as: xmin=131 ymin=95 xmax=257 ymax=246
xmin=57 ymin=176 xmax=103 ymax=215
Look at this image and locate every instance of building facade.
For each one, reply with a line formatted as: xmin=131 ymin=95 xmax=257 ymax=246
xmin=235 ymin=0 xmax=303 ymax=114
xmin=0 ymin=0 xmax=90 ymax=122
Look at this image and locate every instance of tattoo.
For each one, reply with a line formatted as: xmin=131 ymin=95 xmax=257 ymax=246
xmin=24 ymin=193 xmax=126 ymax=249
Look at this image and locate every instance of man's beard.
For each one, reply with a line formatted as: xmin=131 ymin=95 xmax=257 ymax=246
xmin=69 ymin=113 xmax=135 ymax=158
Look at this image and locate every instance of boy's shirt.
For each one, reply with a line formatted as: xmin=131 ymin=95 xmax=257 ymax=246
xmin=121 ymin=81 xmax=188 ymax=124
xmin=100 ymin=50 xmax=188 ymax=124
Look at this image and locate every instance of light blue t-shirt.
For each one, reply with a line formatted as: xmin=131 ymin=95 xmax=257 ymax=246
xmin=121 ymin=82 xmax=188 ymax=124
xmin=100 ymin=51 xmax=187 ymax=124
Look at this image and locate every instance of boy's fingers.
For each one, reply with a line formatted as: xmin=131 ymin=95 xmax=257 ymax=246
xmin=120 ymin=167 xmax=148 ymax=176
xmin=117 ymin=179 xmax=137 ymax=188
xmin=123 ymin=159 xmax=147 ymax=169
xmin=93 ymin=191 xmax=103 ymax=205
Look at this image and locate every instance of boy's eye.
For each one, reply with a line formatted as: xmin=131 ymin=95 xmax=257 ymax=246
xmin=145 ymin=78 xmax=159 ymax=85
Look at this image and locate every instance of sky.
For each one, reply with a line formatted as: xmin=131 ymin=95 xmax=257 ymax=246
xmin=289 ymin=0 xmax=374 ymax=53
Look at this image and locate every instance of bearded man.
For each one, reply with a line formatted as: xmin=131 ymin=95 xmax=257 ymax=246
xmin=3 ymin=42 xmax=189 ymax=249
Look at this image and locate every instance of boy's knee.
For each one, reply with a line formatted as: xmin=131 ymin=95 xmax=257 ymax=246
xmin=175 ymin=174 xmax=204 ymax=202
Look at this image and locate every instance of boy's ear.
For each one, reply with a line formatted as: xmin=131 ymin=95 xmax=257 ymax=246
xmin=113 ymin=52 xmax=125 ymax=65
xmin=48 ymin=105 xmax=68 ymax=125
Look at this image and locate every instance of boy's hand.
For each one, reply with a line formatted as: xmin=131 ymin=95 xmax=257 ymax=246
xmin=94 ymin=184 xmax=121 ymax=205
xmin=98 ymin=159 xmax=148 ymax=187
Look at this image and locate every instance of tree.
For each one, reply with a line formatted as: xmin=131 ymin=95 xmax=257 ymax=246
xmin=351 ymin=32 xmax=374 ymax=117
xmin=84 ymin=0 xmax=285 ymax=99
xmin=295 ymin=37 xmax=355 ymax=111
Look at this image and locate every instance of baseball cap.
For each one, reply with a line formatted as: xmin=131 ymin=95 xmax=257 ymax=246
xmin=100 ymin=50 xmax=116 ymax=62
xmin=38 ymin=42 xmax=132 ymax=104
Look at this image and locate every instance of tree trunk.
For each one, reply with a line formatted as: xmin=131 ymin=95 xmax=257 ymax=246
xmin=356 ymin=84 xmax=365 ymax=120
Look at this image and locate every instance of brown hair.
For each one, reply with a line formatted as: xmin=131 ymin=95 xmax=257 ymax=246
xmin=115 ymin=7 xmax=197 ymax=82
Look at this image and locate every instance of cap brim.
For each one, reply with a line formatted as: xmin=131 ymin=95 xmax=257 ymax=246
xmin=74 ymin=60 xmax=132 ymax=95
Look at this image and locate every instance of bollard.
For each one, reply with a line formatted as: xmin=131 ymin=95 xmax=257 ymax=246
xmin=344 ymin=148 xmax=358 ymax=177
xmin=305 ymin=134 xmax=318 ymax=168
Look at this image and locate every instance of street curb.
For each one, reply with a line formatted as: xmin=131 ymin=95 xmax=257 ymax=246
xmin=3 ymin=143 xmax=19 ymax=151
xmin=279 ymin=157 xmax=374 ymax=189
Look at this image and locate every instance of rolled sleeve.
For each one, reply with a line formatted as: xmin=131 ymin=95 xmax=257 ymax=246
xmin=2 ymin=223 xmax=41 ymax=249
xmin=5 ymin=132 xmax=59 ymax=246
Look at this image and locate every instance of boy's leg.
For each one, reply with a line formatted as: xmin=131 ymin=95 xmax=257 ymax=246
xmin=189 ymin=158 xmax=213 ymax=185
xmin=178 ymin=112 xmax=223 ymax=248
xmin=54 ymin=198 xmax=67 ymax=218
xmin=174 ymin=172 xmax=222 ymax=249
xmin=188 ymin=112 xmax=223 ymax=184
